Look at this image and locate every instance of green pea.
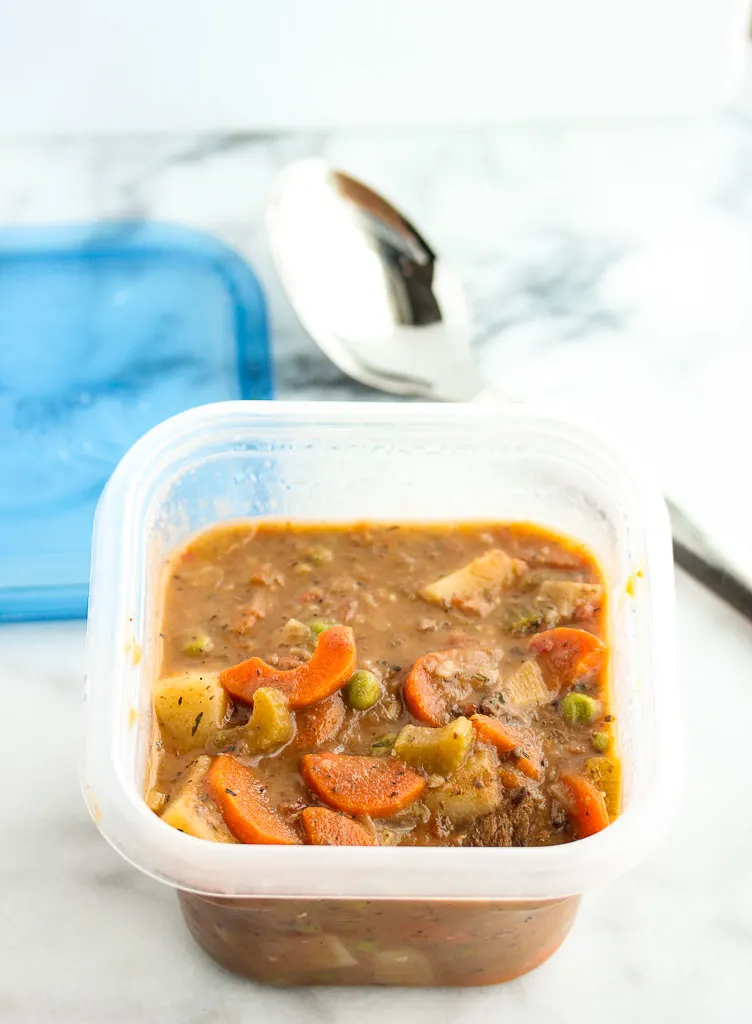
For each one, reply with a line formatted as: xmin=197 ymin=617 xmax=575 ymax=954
xmin=591 ymin=730 xmax=610 ymax=753
xmin=307 ymin=544 xmax=333 ymax=566
xmin=309 ymin=620 xmax=337 ymax=637
xmin=369 ymin=733 xmax=397 ymax=756
xmin=182 ymin=631 xmax=214 ymax=656
xmin=560 ymin=692 xmax=600 ymax=725
xmin=345 ymin=670 xmax=382 ymax=710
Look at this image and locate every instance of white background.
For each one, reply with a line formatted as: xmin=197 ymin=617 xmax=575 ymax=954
xmin=0 ymin=0 xmax=749 ymax=132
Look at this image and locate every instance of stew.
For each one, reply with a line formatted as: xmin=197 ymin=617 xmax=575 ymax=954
xmin=149 ymin=521 xmax=619 ymax=849
xmin=177 ymin=891 xmax=581 ymax=986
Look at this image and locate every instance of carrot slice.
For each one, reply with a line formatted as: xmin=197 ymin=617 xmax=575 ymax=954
xmin=301 ymin=752 xmax=426 ymax=817
xmin=403 ymin=648 xmax=502 ymax=726
xmin=499 ymin=765 xmax=528 ymax=789
xmin=301 ymin=806 xmax=376 ymax=846
xmin=220 ymin=626 xmax=356 ymax=710
xmin=528 ymin=627 xmax=606 ymax=689
xmin=471 ymin=714 xmax=541 ymax=780
xmin=403 ymin=654 xmax=448 ymax=726
xmin=293 ymin=694 xmax=347 ymax=750
xmin=560 ymin=770 xmax=610 ymax=838
xmin=206 ymin=755 xmax=301 ymax=845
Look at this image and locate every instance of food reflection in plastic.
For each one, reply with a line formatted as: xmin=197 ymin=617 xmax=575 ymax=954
xmin=179 ymin=892 xmax=579 ymax=986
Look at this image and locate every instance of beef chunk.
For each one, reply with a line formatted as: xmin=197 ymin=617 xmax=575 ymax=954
xmin=461 ymin=807 xmax=514 ymax=847
xmin=459 ymin=785 xmax=552 ymax=847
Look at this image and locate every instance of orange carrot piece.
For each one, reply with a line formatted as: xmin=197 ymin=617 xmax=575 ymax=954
xmin=301 ymin=806 xmax=376 ymax=846
xmin=560 ymin=770 xmax=610 ymax=839
xmin=403 ymin=653 xmax=450 ymax=726
xmin=499 ymin=765 xmax=528 ymax=789
xmin=471 ymin=714 xmax=541 ymax=780
xmin=220 ymin=626 xmax=356 ymax=710
xmin=529 ymin=627 xmax=606 ymax=689
xmin=403 ymin=648 xmax=502 ymax=726
xmin=293 ymin=694 xmax=347 ymax=750
xmin=206 ymin=756 xmax=301 ymax=845
xmin=301 ymin=752 xmax=426 ymax=817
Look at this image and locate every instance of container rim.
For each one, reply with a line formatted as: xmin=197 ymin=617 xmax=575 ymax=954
xmin=83 ymin=400 xmax=678 ymax=901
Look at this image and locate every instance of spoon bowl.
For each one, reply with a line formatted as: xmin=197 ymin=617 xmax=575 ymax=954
xmin=267 ymin=159 xmax=483 ymax=400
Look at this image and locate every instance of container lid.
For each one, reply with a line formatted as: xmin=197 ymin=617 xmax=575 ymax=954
xmin=0 ymin=222 xmax=272 ymax=621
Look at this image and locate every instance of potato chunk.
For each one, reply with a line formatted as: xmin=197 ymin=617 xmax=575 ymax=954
xmin=420 ymin=549 xmax=527 ymax=617
xmin=535 ymin=580 xmax=602 ymax=620
xmin=501 ymin=661 xmax=550 ymax=707
xmin=245 ymin=687 xmax=294 ymax=753
xmin=280 ymin=617 xmax=315 ymax=648
xmin=154 ymin=670 xmax=228 ymax=751
xmin=425 ymin=748 xmax=501 ymax=823
xmin=160 ymin=756 xmax=237 ymax=842
xmin=393 ymin=717 xmax=474 ymax=777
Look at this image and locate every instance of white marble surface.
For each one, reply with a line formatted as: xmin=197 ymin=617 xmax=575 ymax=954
xmin=4 ymin=70 xmax=752 ymax=1022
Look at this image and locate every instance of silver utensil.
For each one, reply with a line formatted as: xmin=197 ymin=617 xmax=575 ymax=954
xmin=267 ymin=159 xmax=752 ymax=617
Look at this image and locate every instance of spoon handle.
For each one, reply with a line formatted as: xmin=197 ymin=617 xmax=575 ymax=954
xmin=667 ymin=499 xmax=752 ymax=619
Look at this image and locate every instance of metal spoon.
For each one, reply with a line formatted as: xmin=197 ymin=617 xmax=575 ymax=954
xmin=267 ymin=159 xmax=752 ymax=617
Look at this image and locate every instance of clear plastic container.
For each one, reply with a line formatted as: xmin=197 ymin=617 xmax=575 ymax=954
xmin=83 ymin=400 xmax=678 ymax=986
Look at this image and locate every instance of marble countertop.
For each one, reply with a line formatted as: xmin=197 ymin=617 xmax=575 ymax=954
xmin=3 ymin=74 xmax=752 ymax=1022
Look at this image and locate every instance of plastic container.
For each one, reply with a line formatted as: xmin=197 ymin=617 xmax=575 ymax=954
xmin=83 ymin=400 xmax=677 ymax=987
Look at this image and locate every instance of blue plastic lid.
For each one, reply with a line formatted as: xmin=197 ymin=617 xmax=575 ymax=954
xmin=0 ymin=222 xmax=272 ymax=621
